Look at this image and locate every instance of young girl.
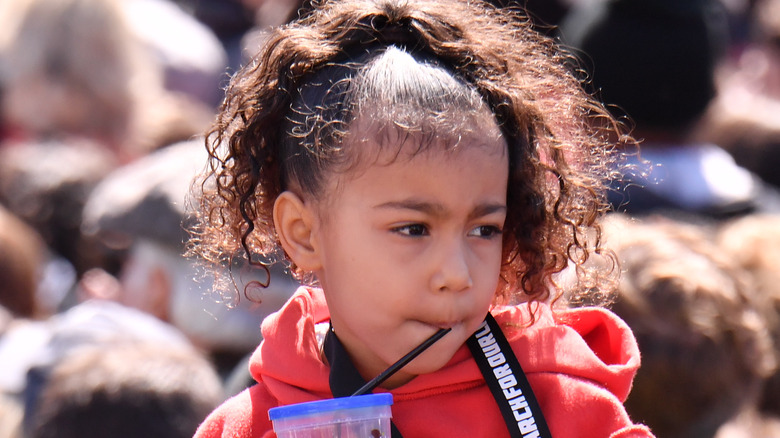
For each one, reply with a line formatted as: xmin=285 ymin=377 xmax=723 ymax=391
xmin=191 ymin=0 xmax=654 ymax=436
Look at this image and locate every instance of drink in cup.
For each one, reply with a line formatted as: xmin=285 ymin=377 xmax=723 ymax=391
xmin=268 ymin=393 xmax=393 ymax=437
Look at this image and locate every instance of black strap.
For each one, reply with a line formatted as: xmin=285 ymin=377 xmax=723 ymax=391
xmin=324 ymin=325 xmax=405 ymax=438
xmin=466 ymin=313 xmax=552 ymax=438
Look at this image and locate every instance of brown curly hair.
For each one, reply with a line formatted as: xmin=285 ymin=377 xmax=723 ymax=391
xmin=189 ymin=0 xmax=627 ymax=306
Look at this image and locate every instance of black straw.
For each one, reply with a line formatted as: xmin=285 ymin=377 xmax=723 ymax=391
xmin=351 ymin=327 xmax=452 ymax=396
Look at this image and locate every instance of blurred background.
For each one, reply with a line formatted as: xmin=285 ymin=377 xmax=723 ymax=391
xmin=0 ymin=0 xmax=779 ymax=437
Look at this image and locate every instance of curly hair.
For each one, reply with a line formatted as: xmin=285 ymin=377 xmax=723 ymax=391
xmin=189 ymin=0 xmax=626 ymax=306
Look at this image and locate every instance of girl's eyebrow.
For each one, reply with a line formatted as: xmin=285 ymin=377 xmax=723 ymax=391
xmin=373 ymin=200 xmax=506 ymax=220
xmin=468 ymin=203 xmax=508 ymax=221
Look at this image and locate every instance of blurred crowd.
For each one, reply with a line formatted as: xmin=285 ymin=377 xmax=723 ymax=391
xmin=0 ymin=0 xmax=779 ymax=437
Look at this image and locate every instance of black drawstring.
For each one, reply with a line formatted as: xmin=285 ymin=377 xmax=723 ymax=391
xmin=324 ymin=325 xmax=405 ymax=438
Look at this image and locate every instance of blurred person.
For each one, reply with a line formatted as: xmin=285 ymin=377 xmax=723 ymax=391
xmin=80 ymin=139 xmax=299 ymax=372
xmin=236 ymin=0 xmax=310 ymax=66
xmin=0 ymin=0 xmax=213 ymax=161
xmin=0 ymin=205 xmax=46 ymax=319
xmin=731 ymin=0 xmax=780 ymax=97
xmin=560 ymin=0 xmax=780 ymax=219
xmin=175 ymin=0 xmax=258 ymax=72
xmin=118 ymin=0 xmax=229 ymax=108
xmin=0 ymin=0 xmax=148 ymax=157
xmin=717 ymin=214 xmax=780 ymax=418
xmin=26 ymin=341 xmax=223 ymax=438
xmin=0 ymin=298 xmax=196 ymax=434
xmin=0 ymin=139 xmax=115 ymax=294
xmin=0 ymin=0 xmax=219 ymax=303
xmin=695 ymin=0 xmax=780 ymax=188
xmin=714 ymin=408 xmax=780 ymax=438
xmin=602 ymin=213 xmax=777 ymax=438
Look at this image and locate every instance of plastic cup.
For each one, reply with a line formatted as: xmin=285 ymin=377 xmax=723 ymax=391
xmin=268 ymin=393 xmax=393 ymax=438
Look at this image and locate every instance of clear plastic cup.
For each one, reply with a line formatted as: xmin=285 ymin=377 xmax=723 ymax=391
xmin=268 ymin=393 xmax=393 ymax=438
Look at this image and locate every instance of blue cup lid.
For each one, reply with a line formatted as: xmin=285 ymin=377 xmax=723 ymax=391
xmin=268 ymin=393 xmax=393 ymax=421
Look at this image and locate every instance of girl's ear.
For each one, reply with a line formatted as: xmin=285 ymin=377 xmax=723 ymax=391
xmin=273 ymin=191 xmax=322 ymax=272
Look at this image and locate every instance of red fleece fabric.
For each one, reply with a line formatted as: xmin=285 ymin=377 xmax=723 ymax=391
xmin=195 ymin=287 xmax=654 ymax=437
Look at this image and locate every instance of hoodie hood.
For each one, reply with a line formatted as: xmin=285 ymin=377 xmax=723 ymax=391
xmin=195 ymin=286 xmax=651 ymax=438
xmin=251 ymin=287 xmax=641 ymax=404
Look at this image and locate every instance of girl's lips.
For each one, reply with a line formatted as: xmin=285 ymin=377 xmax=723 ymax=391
xmin=419 ymin=320 xmax=458 ymax=330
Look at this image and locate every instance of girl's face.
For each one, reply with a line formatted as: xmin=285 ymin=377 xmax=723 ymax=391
xmin=311 ymin=132 xmax=509 ymax=388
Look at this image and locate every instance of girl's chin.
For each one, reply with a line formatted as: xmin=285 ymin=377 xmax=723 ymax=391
xmin=398 ymin=352 xmax=456 ymax=379
xmin=379 ymin=358 xmax=450 ymax=389
xmin=404 ymin=335 xmax=462 ymax=371
xmin=372 ymin=328 xmax=473 ymax=389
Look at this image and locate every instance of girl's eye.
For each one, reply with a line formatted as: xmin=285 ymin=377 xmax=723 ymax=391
xmin=468 ymin=225 xmax=503 ymax=238
xmin=393 ymin=223 xmax=429 ymax=236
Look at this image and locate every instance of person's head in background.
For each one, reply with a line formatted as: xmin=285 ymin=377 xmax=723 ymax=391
xmin=27 ymin=342 xmax=223 ymax=438
xmin=559 ymin=0 xmax=780 ymax=218
xmin=80 ymin=140 xmax=299 ymax=358
xmin=0 ymin=139 xmax=116 ymax=298
xmin=717 ymin=214 xmax=780 ymax=419
xmin=693 ymin=0 xmax=780 ymax=188
xmin=602 ymin=213 xmax=777 ymax=438
xmin=0 ymin=0 xmax=213 ymax=160
xmin=118 ymin=0 xmax=229 ymax=109
xmin=0 ymin=0 xmax=148 ymax=157
xmin=560 ymin=0 xmax=730 ymax=141
xmin=0 ymin=205 xmax=46 ymax=319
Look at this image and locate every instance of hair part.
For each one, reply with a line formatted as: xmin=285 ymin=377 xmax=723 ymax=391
xmin=281 ymin=45 xmax=504 ymax=202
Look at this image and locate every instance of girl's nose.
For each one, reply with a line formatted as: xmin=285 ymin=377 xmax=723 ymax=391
xmin=430 ymin=240 xmax=473 ymax=293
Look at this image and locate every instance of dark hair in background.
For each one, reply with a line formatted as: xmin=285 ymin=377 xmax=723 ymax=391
xmin=0 ymin=140 xmax=117 ymax=277
xmin=560 ymin=0 xmax=730 ymax=132
xmin=28 ymin=343 xmax=223 ymax=438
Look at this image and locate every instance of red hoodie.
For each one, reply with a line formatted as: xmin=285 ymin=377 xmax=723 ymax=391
xmin=195 ymin=287 xmax=654 ymax=437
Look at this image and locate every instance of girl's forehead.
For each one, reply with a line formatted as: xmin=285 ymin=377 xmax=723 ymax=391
xmin=311 ymin=118 xmax=507 ymax=206
xmin=347 ymin=116 xmax=507 ymax=167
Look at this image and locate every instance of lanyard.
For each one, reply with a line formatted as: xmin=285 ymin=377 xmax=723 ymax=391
xmin=324 ymin=314 xmax=551 ymax=438
xmin=466 ymin=313 xmax=552 ymax=438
